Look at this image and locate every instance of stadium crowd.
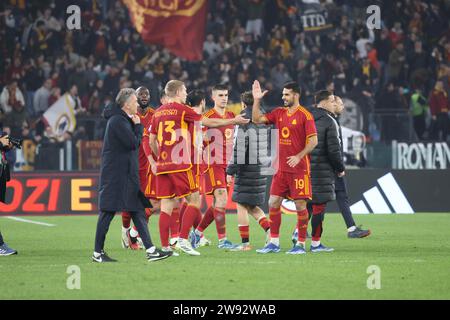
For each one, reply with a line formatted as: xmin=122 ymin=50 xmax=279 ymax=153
xmin=0 ymin=0 xmax=449 ymax=170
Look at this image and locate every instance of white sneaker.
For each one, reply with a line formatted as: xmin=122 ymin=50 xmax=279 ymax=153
xmin=121 ymin=227 xmax=130 ymax=249
xmin=199 ymin=236 xmax=211 ymax=247
xmin=162 ymin=246 xmax=179 ymax=257
xmin=178 ymin=238 xmax=201 ymax=256
xmin=137 ymin=236 xmax=144 ymax=249
xmin=169 ymin=237 xmax=178 ymax=246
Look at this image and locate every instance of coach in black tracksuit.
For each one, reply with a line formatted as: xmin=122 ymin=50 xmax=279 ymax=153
xmin=308 ymin=91 xmax=345 ymax=250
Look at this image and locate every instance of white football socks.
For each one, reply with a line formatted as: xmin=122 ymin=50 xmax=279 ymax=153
xmin=296 ymin=241 xmax=306 ymax=248
xmin=270 ymin=237 xmax=280 ymax=246
xmin=130 ymin=227 xmax=139 ymax=237
xmin=348 ymin=226 xmax=356 ymax=232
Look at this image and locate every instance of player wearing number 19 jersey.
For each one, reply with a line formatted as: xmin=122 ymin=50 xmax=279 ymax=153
xmin=251 ymin=81 xmax=318 ymax=254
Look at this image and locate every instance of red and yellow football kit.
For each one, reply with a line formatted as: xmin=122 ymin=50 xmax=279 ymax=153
xmin=265 ymin=106 xmax=317 ymax=200
xmin=202 ymin=108 xmax=235 ymax=194
xmin=150 ymin=102 xmax=202 ymax=199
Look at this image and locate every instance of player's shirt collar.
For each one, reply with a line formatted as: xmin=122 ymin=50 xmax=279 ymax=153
xmin=285 ymin=106 xmax=301 ymax=117
xmin=212 ymin=107 xmax=228 ymax=118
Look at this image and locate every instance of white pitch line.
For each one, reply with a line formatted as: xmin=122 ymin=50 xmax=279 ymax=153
xmin=3 ymin=216 xmax=56 ymax=227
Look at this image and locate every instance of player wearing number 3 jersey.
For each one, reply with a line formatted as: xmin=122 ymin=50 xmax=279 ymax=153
xmin=251 ymin=80 xmax=318 ymax=255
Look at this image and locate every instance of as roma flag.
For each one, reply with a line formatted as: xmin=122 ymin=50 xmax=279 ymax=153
xmin=123 ymin=0 xmax=207 ymax=61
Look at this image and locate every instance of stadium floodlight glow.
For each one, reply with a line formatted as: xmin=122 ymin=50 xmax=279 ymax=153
xmin=363 ymin=187 xmax=392 ymax=214
xmin=377 ymin=173 xmax=414 ymax=214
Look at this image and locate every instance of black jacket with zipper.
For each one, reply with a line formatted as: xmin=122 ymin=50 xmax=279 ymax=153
xmin=308 ymin=107 xmax=345 ymax=204
xmin=98 ymin=103 xmax=148 ymax=212
xmin=226 ymin=108 xmax=272 ymax=207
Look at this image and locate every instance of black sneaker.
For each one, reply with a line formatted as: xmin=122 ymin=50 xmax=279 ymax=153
xmin=92 ymin=251 xmax=117 ymax=263
xmin=147 ymin=248 xmax=172 ymax=262
xmin=348 ymin=226 xmax=371 ymax=238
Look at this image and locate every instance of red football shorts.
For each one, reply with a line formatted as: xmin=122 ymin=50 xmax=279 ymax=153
xmin=192 ymin=164 xmax=206 ymax=194
xmin=156 ymin=169 xmax=198 ymax=199
xmin=139 ymin=168 xmax=149 ymax=193
xmin=270 ymin=170 xmax=312 ymax=200
xmin=144 ymin=171 xmax=158 ymax=199
xmin=203 ymin=166 xmax=229 ymax=195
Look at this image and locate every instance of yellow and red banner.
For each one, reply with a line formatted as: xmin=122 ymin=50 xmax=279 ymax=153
xmin=123 ymin=0 xmax=208 ymax=61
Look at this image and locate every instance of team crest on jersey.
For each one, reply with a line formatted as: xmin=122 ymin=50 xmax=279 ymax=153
xmin=224 ymin=128 xmax=233 ymax=139
xmin=292 ymin=119 xmax=297 ymax=125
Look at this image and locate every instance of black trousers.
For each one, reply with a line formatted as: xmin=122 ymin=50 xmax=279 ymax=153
xmin=0 ymin=231 xmax=4 ymax=246
xmin=431 ymin=113 xmax=450 ymax=141
xmin=335 ymin=176 xmax=356 ymax=229
xmin=413 ymin=114 xmax=426 ymax=140
xmin=94 ymin=209 xmax=153 ymax=253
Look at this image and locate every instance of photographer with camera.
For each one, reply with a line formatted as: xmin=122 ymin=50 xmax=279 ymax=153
xmin=0 ymin=133 xmax=18 ymax=256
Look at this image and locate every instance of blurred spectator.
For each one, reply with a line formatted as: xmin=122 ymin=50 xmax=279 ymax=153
xmin=203 ymin=34 xmax=221 ymax=60
xmin=245 ymin=0 xmax=267 ymax=40
xmin=387 ymin=42 xmax=406 ymax=85
xmin=48 ymin=87 xmax=61 ymax=106
xmin=376 ymin=82 xmax=406 ymax=110
xmin=356 ymin=28 xmax=375 ymax=59
xmin=270 ymin=62 xmax=292 ymax=90
xmin=429 ymin=80 xmax=450 ymax=141
xmin=0 ymin=0 xmax=448 ymax=172
xmin=269 ymin=27 xmax=291 ymax=59
xmin=1 ymin=81 xmax=25 ymax=115
xmin=33 ymin=79 xmax=52 ymax=116
xmin=410 ymin=88 xmax=429 ymax=140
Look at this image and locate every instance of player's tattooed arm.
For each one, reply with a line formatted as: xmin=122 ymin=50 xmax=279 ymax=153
xmin=251 ymin=80 xmax=269 ymax=124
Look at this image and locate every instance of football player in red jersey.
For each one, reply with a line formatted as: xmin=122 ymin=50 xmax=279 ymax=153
xmin=120 ymin=87 xmax=159 ymax=250
xmin=149 ymin=80 xmax=249 ymax=256
xmin=191 ymin=85 xmax=239 ymax=249
xmin=183 ymin=90 xmax=212 ymax=247
xmin=252 ymin=80 xmax=318 ymax=254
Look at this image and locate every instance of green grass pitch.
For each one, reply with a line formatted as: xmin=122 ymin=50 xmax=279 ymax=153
xmin=1 ymin=213 xmax=449 ymax=299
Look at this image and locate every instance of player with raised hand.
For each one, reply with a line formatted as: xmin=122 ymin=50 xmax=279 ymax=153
xmin=149 ymin=80 xmax=249 ymax=256
xmin=252 ymin=80 xmax=318 ymax=254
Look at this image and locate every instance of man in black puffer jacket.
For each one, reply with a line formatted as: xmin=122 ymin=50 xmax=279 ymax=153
xmin=307 ymin=90 xmax=345 ymax=252
xmin=226 ymin=91 xmax=272 ymax=251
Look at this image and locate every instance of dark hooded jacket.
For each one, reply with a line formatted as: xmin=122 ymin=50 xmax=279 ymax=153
xmin=226 ymin=107 xmax=272 ymax=207
xmin=309 ymin=107 xmax=345 ymax=204
xmin=98 ymin=103 xmax=147 ymax=212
